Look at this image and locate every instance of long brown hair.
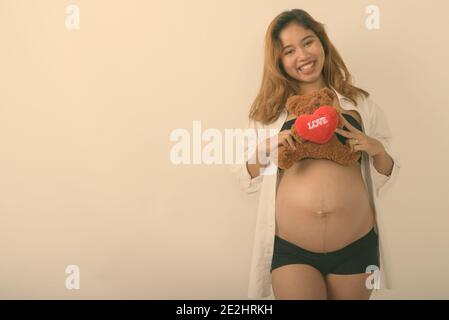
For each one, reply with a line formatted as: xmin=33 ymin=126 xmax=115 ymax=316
xmin=249 ymin=9 xmax=369 ymax=125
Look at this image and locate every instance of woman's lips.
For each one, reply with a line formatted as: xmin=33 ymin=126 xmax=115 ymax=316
xmin=298 ymin=61 xmax=315 ymax=74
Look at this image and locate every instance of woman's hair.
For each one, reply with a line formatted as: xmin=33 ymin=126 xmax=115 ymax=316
xmin=249 ymin=9 xmax=370 ymax=124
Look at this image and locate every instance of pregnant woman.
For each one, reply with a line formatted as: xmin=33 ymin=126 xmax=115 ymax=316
xmin=234 ymin=9 xmax=401 ymax=300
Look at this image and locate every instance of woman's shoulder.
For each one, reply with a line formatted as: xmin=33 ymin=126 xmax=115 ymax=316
xmin=350 ymin=92 xmax=379 ymax=115
xmin=357 ymin=93 xmax=387 ymax=119
xmin=355 ymin=93 xmax=394 ymax=135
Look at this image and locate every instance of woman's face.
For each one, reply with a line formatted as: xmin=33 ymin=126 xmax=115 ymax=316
xmin=279 ymin=23 xmax=325 ymax=92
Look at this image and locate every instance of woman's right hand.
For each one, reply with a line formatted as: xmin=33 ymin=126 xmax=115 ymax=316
xmin=262 ymin=130 xmax=297 ymax=156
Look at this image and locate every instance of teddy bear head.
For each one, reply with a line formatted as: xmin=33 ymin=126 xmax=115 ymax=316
xmin=285 ymin=87 xmax=336 ymax=116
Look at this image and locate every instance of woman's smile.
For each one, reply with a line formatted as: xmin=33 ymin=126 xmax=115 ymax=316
xmin=297 ymin=60 xmax=316 ymax=75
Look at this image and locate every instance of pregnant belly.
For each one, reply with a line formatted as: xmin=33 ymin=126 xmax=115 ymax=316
xmin=275 ymin=158 xmax=375 ymax=253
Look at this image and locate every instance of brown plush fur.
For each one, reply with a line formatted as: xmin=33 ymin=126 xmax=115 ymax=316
xmin=277 ymin=87 xmax=362 ymax=169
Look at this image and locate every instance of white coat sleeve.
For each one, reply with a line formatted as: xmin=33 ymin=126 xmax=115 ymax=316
xmin=229 ymin=118 xmax=265 ymax=194
xmin=368 ymin=98 xmax=402 ymax=198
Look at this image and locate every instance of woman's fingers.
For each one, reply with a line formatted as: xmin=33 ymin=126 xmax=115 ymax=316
xmin=339 ymin=113 xmax=361 ymax=134
xmin=347 ymin=137 xmax=361 ymax=152
xmin=335 ymin=126 xmax=352 ymax=138
xmin=278 ymin=132 xmax=296 ymax=150
xmin=281 ymin=131 xmax=296 ymax=150
xmin=286 ymin=135 xmax=296 ymax=150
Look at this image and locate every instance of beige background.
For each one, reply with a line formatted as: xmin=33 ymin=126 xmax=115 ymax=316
xmin=0 ymin=0 xmax=448 ymax=299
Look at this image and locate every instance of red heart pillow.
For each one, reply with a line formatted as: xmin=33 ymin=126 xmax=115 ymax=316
xmin=294 ymin=106 xmax=339 ymax=144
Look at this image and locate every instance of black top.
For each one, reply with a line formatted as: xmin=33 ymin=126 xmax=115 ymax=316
xmin=279 ymin=112 xmax=363 ymax=166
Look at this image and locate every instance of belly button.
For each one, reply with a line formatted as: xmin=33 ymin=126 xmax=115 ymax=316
xmin=315 ymin=210 xmax=329 ymax=218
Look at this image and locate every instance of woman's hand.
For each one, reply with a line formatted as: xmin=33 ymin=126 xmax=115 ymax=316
xmin=277 ymin=129 xmax=297 ymax=150
xmin=334 ymin=114 xmax=385 ymax=157
xmin=260 ymin=129 xmax=296 ymax=156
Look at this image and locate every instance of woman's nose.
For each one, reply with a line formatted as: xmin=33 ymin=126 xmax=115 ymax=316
xmin=295 ymin=49 xmax=310 ymax=62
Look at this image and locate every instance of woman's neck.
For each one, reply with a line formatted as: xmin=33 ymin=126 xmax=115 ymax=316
xmin=297 ymin=78 xmax=327 ymax=95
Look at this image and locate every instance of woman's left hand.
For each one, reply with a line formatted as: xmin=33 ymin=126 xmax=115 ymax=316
xmin=334 ymin=114 xmax=385 ymax=157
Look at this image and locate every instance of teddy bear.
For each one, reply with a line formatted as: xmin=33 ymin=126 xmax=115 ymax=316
xmin=276 ymin=87 xmax=362 ymax=170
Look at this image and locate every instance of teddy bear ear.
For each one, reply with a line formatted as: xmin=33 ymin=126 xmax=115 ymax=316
xmin=285 ymin=95 xmax=303 ymax=113
xmin=285 ymin=96 xmax=295 ymax=112
xmin=322 ymin=87 xmax=336 ymax=100
xmin=313 ymin=88 xmax=335 ymax=105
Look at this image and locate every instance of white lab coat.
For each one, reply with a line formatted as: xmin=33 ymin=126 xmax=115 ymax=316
xmin=231 ymin=87 xmax=401 ymax=299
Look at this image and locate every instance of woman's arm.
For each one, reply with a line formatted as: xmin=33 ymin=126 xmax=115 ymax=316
xmin=246 ymin=140 xmax=271 ymax=178
xmin=373 ymin=148 xmax=394 ymax=177
xmin=230 ymin=119 xmax=266 ymax=194
xmin=368 ymin=98 xmax=402 ymax=198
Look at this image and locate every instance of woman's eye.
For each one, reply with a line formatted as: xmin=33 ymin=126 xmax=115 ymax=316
xmin=305 ymin=41 xmax=313 ymax=47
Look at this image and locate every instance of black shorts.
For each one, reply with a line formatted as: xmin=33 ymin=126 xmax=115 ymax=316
xmin=270 ymin=227 xmax=379 ymax=276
